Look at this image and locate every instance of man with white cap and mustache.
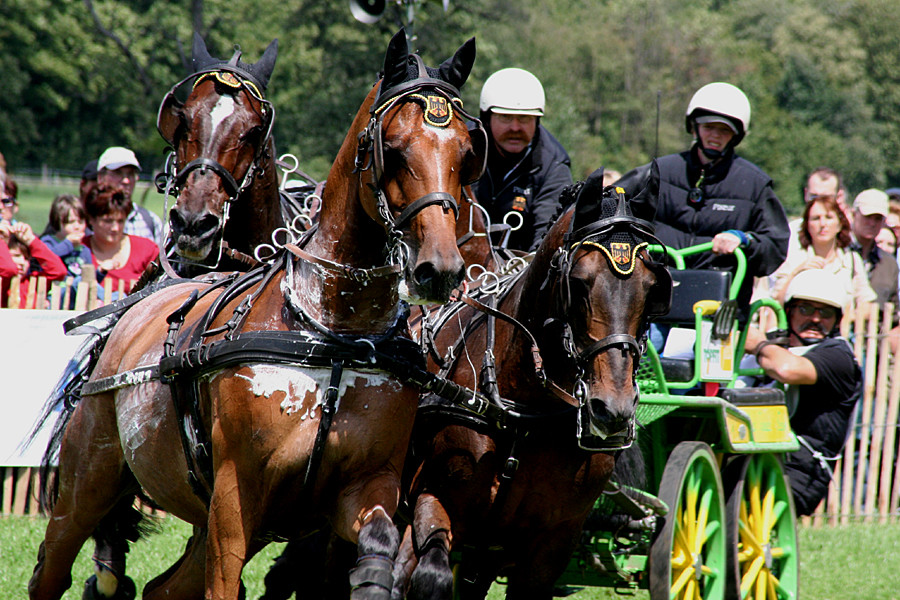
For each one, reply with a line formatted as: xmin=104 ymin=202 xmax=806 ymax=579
xmin=475 ymin=67 xmax=573 ymax=251
xmin=743 ymin=269 xmax=861 ymax=515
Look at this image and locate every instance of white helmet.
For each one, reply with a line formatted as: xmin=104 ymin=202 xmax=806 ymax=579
xmin=784 ymin=269 xmax=849 ymax=311
xmin=685 ymin=82 xmax=751 ymax=141
xmin=480 ymin=68 xmax=545 ymax=116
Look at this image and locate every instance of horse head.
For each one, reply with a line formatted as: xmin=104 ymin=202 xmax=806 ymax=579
xmin=531 ymin=162 xmax=671 ymax=446
xmin=157 ymin=32 xmax=279 ymax=262
xmin=346 ymin=29 xmax=484 ymax=303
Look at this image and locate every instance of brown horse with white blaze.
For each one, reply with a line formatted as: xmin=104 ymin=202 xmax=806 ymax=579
xmin=392 ymin=165 xmax=672 ymax=599
xmin=156 ymin=33 xmax=283 ymax=271
xmin=29 ymin=29 xmax=483 ymax=600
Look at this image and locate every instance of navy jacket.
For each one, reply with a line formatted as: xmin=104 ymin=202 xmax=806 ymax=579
xmin=619 ymin=147 xmax=789 ymax=313
xmin=473 ymin=125 xmax=573 ymax=251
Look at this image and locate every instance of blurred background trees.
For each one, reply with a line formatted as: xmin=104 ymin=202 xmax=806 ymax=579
xmin=2 ymin=0 xmax=900 ymax=214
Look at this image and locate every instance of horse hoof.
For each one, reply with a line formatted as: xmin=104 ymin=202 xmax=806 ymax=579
xmin=82 ymin=574 xmax=136 ymax=600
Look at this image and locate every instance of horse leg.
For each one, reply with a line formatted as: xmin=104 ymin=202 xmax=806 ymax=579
xmin=403 ymin=494 xmax=453 ymax=600
xmin=259 ymin=530 xmax=355 ymax=600
xmin=390 ymin=526 xmax=417 ymax=600
xmin=29 ymin=397 xmax=129 ymax=600
xmin=348 ymin=507 xmax=401 ymax=600
xmin=205 ymin=460 xmax=254 ymax=600
xmin=141 ymin=526 xmax=206 ymax=600
xmin=81 ymin=494 xmax=144 ymax=600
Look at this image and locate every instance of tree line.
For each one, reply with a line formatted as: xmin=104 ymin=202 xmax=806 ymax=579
xmin=2 ymin=0 xmax=900 ymax=214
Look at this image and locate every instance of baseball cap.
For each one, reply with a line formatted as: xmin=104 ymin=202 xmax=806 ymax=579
xmin=81 ymin=159 xmax=99 ymax=181
xmin=694 ymin=114 xmax=739 ymax=135
xmin=98 ymin=146 xmax=141 ymax=172
xmin=853 ymin=188 xmax=889 ymax=217
xmin=885 ymin=187 xmax=900 ymax=199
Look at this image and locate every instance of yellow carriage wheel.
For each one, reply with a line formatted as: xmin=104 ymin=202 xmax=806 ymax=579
xmin=650 ymin=442 xmax=727 ymax=600
xmin=723 ymin=453 xmax=799 ymax=600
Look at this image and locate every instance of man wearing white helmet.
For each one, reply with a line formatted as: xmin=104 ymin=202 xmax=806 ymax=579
xmin=744 ymin=269 xmax=861 ymax=515
xmin=617 ymin=82 xmax=789 ymax=321
xmin=474 ymin=67 xmax=573 ymax=251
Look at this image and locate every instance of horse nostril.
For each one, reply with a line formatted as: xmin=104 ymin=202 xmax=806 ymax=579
xmin=169 ymin=209 xmax=187 ymax=235
xmin=414 ymin=259 xmax=465 ymax=302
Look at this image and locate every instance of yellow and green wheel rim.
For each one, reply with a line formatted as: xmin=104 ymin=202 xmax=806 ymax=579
xmin=651 ymin=442 xmax=726 ymax=600
xmin=726 ymin=453 xmax=799 ymax=600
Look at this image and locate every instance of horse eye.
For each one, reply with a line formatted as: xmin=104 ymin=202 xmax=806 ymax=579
xmin=382 ymin=146 xmax=406 ymax=174
xmin=240 ymin=125 xmax=264 ymax=143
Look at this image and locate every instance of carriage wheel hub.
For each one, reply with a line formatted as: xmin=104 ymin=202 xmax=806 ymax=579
xmin=692 ymin=553 xmax=703 ymax=581
xmin=763 ymin=543 xmax=773 ymax=569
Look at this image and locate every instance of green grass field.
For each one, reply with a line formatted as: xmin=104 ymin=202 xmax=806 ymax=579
xmin=3 ymin=515 xmax=900 ymax=599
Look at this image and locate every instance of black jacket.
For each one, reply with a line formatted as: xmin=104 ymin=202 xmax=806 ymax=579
xmin=618 ymin=147 xmax=789 ymax=312
xmin=473 ymin=125 xmax=573 ymax=251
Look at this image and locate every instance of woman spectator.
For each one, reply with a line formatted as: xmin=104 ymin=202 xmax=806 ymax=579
xmin=41 ymin=194 xmax=93 ymax=308
xmin=83 ymin=185 xmax=158 ymax=299
xmin=0 ymin=221 xmax=66 ymax=308
xmin=771 ymin=194 xmax=875 ymax=314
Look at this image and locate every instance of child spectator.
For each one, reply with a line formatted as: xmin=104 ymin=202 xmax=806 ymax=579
xmin=0 ymin=221 xmax=66 ymax=308
xmin=41 ymin=194 xmax=93 ymax=308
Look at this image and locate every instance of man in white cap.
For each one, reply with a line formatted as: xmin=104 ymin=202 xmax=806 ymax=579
xmin=744 ymin=269 xmax=861 ymax=515
xmin=97 ymin=146 xmax=165 ymax=247
xmin=475 ymin=67 xmax=573 ymax=251
xmin=850 ymin=188 xmax=899 ymax=306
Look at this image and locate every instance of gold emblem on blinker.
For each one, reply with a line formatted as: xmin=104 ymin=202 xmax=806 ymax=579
xmin=424 ymin=95 xmax=451 ymax=126
xmin=610 ymin=242 xmax=632 ymax=265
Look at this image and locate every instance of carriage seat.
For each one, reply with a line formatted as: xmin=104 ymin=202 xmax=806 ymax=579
xmin=656 ymin=269 xmax=733 ymax=326
xmin=717 ymin=387 xmax=785 ymax=406
xmin=652 ymin=269 xmax=735 ymax=384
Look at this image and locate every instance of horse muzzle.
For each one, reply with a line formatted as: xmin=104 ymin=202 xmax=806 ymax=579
xmin=169 ymin=208 xmax=223 ymax=260
xmin=582 ymin=394 xmax=637 ymax=440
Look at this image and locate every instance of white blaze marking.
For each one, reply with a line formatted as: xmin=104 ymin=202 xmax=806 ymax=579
xmin=209 ymin=95 xmax=235 ymax=134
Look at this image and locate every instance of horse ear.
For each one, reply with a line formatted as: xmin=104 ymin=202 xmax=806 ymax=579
xmin=572 ymin=167 xmax=606 ymax=232
xmin=252 ymin=38 xmax=279 ymax=90
xmin=382 ymin=29 xmax=410 ymax=91
xmin=437 ymin=36 xmax=476 ymax=90
xmin=191 ymin=31 xmax=216 ymax=73
xmin=628 ymin=159 xmax=659 ymax=222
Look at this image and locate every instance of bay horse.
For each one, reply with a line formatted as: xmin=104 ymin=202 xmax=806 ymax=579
xmin=29 ymin=29 xmax=484 ymax=600
xmin=155 ymin=32 xmax=299 ymax=275
xmin=391 ymin=165 xmax=672 ymax=599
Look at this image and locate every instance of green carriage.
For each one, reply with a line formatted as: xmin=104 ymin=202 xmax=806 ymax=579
xmin=559 ymin=243 xmax=801 ymax=600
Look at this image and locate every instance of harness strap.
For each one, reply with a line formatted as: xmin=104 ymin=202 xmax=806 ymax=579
xmin=284 ymin=243 xmax=402 ymax=281
xmin=394 ymin=192 xmax=459 ymax=230
xmin=301 ymin=359 xmax=344 ymax=506
xmin=452 ymin=290 xmax=546 ymax=382
xmin=174 ymin=156 xmax=241 ymax=198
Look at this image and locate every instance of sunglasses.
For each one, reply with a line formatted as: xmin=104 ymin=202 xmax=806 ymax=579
xmin=1 ymin=197 xmax=16 ymax=206
xmin=795 ymin=303 xmax=838 ymax=320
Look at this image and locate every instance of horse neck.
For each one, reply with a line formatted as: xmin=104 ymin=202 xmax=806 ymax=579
xmin=223 ymin=137 xmax=282 ymax=254
xmin=290 ymin=85 xmax=404 ymax=334
xmin=305 ymin=86 xmax=388 ymax=269
xmin=492 ymin=215 xmax=570 ymax=388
